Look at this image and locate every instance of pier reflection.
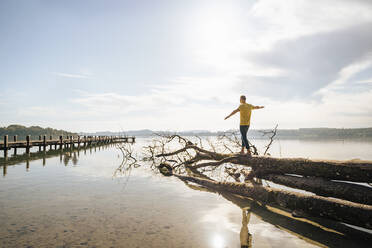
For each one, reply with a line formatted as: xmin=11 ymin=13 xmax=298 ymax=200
xmin=0 ymin=143 xmax=115 ymax=177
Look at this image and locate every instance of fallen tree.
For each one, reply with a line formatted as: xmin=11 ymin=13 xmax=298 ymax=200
xmin=157 ymin=146 xmax=372 ymax=183
xmin=134 ymin=132 xmax=372 ymax=230
xmin=182 ymin=179 xmax=372 ymax=247
xmin=259 ymin=174 xmax=372 ymax=205
xmin=168 ymin=169 xmax=372 ymax=229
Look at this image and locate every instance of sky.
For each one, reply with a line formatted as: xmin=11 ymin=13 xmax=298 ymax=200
xmin=1 ymin=0 xmax=372 ymax=132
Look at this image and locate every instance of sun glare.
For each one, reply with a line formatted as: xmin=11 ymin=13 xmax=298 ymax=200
xmin=189 ymin=2 xmax=242 ymax=66
xmin=210 ymin=234 xmax=225 ymax=248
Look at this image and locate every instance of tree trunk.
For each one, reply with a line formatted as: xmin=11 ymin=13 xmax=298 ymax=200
xmin=158 ymin=145 xmax=372 ymax=183
xmin=174 ymin=173 xmax=372 ymax=229
xmin=220 ymin=155 xmax=372 ymax=183
xmin=259 ymin=174 xmax=372 ymax=205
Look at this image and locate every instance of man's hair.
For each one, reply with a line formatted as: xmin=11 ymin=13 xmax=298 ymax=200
xmin=240 ymin=95 xmax=246 ymax=101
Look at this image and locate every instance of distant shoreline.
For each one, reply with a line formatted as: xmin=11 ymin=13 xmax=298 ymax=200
xmin=82 ymin=127 xmax=372 ymax=139
xmin=2 ymin=125 xmax=372 ymax=141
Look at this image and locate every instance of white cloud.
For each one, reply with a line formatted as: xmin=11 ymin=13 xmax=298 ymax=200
xmin=5 ymin=1 xmax=372 ymax=131
xmin=249 ymin=0 xmax=372 ymax=43
xmin=357 ymin=78 xmax=372 ymax=84
xmin=52 ymin=72 xmax=91 ymax=79
xmin=316 ymin=59 xmax=372 ymax=96
xmin=258 ymin=89 xmax=372 ymax=129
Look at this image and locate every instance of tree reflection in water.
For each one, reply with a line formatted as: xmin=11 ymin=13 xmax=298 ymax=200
xmin=114 ymin=141 xmax=372 ymax=248
xmin=2 ymin=141 xmax=371 ymax=247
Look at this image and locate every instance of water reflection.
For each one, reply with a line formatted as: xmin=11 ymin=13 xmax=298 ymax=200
xmin=142 ymin=138 xmax=372 ymax=247
xmin=240 ymin=207 xmax=252 ymax=248
xmin=2 ymin=140 xmax=372 ymax=247
xmin=181 ymin=178 xmax=372 ymax=248
xmin=0 ymin=143 xmax=115 ymax=177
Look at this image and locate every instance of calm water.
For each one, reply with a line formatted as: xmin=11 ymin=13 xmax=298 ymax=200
xmin=0 ymin=138 xmax=372 ymax=248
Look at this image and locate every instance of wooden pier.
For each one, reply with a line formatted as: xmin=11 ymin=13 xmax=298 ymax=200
xmin=0 ymin=135 xmax=135 ymax=159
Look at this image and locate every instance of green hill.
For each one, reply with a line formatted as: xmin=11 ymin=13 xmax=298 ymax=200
xmin=0 ymin=125 xmax=77 ymax=141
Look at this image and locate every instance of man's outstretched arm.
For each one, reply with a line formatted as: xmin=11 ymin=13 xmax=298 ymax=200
xmin=252 ymin=105 xmax=264 ymax=109
xmin=224 ymin=108 xmax=239 ymax=120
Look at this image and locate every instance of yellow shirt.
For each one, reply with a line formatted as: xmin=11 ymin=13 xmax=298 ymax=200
xmin=239 ymin=103 xmax=253 ymax=125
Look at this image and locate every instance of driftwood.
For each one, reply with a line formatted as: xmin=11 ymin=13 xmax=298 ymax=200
xmin=157 ymin=147 xmax=372 ymax=183
xmin=140 ymin=133 xmax=372 ymax=231
xmin=259 ymin=174 xmax=372 ymax=205
xmin=171 ymin=170 xmax=372 ymax=229
xmin=183 ymin=181 xmax=372 ymax=248
xmin=239 ymin=156 xmax=372 ymax=183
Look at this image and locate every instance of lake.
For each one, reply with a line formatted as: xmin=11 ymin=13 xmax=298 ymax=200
xmin=1 ymin=137 xmax=372 ymax=248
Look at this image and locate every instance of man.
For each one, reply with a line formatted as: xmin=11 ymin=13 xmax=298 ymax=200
xmin=224 ymin=95 xmax=264 ymax=156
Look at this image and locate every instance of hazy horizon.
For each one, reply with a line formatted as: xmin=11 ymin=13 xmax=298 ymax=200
xmin=2 ymin=123 xmax=372 ymax=135
xmin=1 ymin=0 xmax=372 ymax=132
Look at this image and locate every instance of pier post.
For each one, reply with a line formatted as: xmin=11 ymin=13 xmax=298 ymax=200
xmin=70 ymin=136 xmax=73 ymax=149
xmin=77 ymin=136 xmax=80 ymax=148
xmin=26 ymin=135 xmax=31 ymax=154
xmin=83 ymin=136 xmax=87 ymax=147
xmin=13 ymin=135 xmax=17 ymax=155
xmin=38 ymin=135 xmax=42 ymax=151
xmin=50 ymin=136 xmax=53 ymax=149
xmin=43 ymin=135 xmax=46 ymax=151
xmin=59 ymin=136 xmax=63 ymax=149
xmin=3 ymin=135 xmax=8 ymax=160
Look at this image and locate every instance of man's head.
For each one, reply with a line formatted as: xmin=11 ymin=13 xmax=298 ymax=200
xmin=240 ymin=95 xmax=246 ymax=103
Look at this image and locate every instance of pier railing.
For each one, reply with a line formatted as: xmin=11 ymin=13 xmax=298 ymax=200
xmin=0 ymin=135 xmax=135 ymax=158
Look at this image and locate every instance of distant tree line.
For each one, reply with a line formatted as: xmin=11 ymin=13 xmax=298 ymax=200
xmin=82 ymin=127 xmax=372 ymax=139
xmin=1 ymin=125 xmax=371 ymax=141
xmin=252 ymin=128 xmax=372 ymax=139
xmin=0 ymin=125 xmax=77 ymax=141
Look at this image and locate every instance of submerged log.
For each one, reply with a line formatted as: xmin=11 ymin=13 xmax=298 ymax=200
xmin=259 ymin=174 xmax=372 ymax=205
xmin=172 ymin=172 xmax=372 ymax=229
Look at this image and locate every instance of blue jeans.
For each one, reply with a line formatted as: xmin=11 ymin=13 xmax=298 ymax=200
xmin=240 ymin=125 xmax=250 ymax=150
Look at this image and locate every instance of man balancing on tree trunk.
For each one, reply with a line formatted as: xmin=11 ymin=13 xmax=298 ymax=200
xmin=224 ymin=95 xmax=264 ymax=156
